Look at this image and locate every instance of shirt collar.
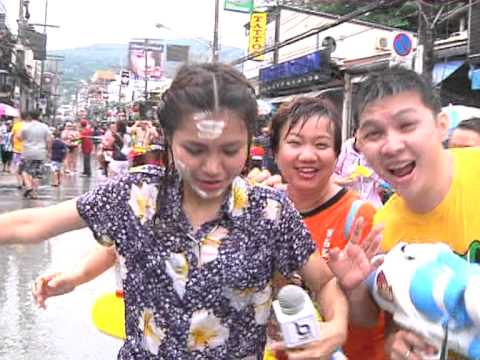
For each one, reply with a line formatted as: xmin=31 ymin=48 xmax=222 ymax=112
xmin=163 ymin=174 xmax=251 ymax=222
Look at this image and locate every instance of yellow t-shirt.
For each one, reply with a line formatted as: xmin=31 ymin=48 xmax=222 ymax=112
xmin=375 ymin=147 xmax=480 ymax=261
xmin=11 ymin=120 xmax=24 ymax=153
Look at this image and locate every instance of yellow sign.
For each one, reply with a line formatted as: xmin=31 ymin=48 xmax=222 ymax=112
xmin=248 ymin=12 xmax=267 ymax=61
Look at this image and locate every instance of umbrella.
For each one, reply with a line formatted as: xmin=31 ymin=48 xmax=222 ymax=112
xmin=257 ymin=99 xmax=273 ymax=116
xmin=0 ymin=103 xmax=20 ymax=118
xmin=442 ymin=105 xmax=480 ymax=131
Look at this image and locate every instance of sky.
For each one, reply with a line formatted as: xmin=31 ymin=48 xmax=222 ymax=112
xmin=2 ymin=0 xmax=251 ymax=51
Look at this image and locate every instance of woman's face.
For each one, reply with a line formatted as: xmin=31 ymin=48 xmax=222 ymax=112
xmin=171 ymin=110 xmax=249 ymax=201
xmin=276 ymin=115 xmax=337 ymax=193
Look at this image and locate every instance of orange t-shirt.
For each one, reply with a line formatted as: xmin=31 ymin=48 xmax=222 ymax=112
xmin=301 ymin=188 xmax=386 ymax=360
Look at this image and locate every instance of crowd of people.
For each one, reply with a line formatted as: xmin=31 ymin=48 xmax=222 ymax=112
xmin=0 ymin=63 xmax=479 ymax=360
xmin=0 ymin=111 xmax=165 ymax=197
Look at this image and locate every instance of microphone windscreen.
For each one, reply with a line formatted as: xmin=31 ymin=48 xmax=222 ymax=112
xmin=278 ymin=285 xmax=306 ymax=315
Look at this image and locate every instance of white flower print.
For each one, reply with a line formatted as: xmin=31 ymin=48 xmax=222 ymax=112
xmin=128 ymin=182 xmax=158 ymax=224
xmin=198 ymin=226 xmax=229 ymax=266
xmin=165 ymin=253 xmax=189 ymax=298
xmin=223 ymin=287 xmax=256 ymax=311
xmin=263 ymin=199 xmax=282 ymax=223
xmin=229 ymin=178 xmax=249 ymax=216
xmin=138 ymin=307 xmax=165 ymax=355
xmin=187 ymin=309 xmax=229 ymax=352
xmin=252 ymin=282 xmax=273 ymax=325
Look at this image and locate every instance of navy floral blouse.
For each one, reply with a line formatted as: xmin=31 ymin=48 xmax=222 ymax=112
xmin=77 ymin=165 xmax=316 ymax=359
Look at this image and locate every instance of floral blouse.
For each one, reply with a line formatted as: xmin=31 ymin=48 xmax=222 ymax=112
xmin=77 ymin=165 xmax=316 ymax=359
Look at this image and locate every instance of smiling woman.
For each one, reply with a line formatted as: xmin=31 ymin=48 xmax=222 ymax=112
xmin=269 ymin=96 xmax=386 ymax=360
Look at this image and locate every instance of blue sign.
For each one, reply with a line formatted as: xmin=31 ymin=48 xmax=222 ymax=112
xmin=393 ymin=33 xmax=412 ymax=57
xmin=259 ymin=50 xmax=328 ymax=83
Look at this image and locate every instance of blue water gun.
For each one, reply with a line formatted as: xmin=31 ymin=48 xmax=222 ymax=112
xmin=370 ymin=242 xmax=480 ymax=359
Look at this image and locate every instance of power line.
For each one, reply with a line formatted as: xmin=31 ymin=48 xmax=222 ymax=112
xmin=231 ymin=0 xmax=400 ymax=65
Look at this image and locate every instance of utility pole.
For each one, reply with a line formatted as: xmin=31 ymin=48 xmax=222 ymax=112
xmin=273 ymin=7 xmax=281 ymax=64
xmin=212 ymin=0 xmax=220 ymax=62
xmin=416 ymin=1 xmax=446 ymax=83
xmin=144 ymin=38 xmax=148 ymax=100
xmin=39 ymin=0 xmax=48 ymax=115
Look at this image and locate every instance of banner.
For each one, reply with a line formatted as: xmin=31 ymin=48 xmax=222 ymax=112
xmin=224 ymin=0 xmax=253 ymax=13
xmin=248 ymin=12 xmax=267 ymax=61
xmin=128 ymin=41 xmax=165 ymax=80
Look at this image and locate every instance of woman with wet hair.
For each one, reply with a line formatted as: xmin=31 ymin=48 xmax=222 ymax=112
xmin=1 ymin=63 xmax=377 ymax=359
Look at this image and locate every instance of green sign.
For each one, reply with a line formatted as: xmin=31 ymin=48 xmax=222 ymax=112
xmin=224 ymin=0 xmax=253 ymax=13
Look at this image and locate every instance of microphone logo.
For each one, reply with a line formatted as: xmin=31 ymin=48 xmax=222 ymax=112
xmin=294 ymin=321 xmax=312 ymax=337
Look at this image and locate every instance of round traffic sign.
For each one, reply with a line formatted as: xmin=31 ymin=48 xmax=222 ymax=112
xmin=393 ymin=33 xmax=412 ymax=57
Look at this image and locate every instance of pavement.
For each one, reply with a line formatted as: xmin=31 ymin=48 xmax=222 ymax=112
xmin=0 ymin=165 xmax=102 ymax=213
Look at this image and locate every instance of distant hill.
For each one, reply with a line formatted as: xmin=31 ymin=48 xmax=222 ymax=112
xmin=51 ymin=40 xmax=245 ymax=102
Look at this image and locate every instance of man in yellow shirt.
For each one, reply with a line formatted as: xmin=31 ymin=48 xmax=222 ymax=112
xmin=329 ymin=67 xmax=480 ymax=360
xmin=11 ymin=113 xmax=27 ymax=188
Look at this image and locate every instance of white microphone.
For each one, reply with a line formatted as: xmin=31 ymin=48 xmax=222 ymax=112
xmin=272 ymin=284 xmax=321 ymax=348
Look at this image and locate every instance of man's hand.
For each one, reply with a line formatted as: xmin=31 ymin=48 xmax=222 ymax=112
xmin=385 ymin=327 xmax=438 ymax=360
xmin=328 ymin=218 xmax=383 ymax=293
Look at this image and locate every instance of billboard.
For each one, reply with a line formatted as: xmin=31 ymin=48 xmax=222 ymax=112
xmin=166 ymin=45 xmax=190 ymax=62
xmin=128 ymin=41 xmax=165 ymax=80
xmin=23 ymin=28 xmax=47 ymax=60
xmin=248 ymin=12 xmax=267 ymax=61
xmin=224 ymin=0 xmax=253 ymax=13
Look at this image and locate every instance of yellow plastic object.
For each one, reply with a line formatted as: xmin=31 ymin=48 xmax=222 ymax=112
xmin=349 ymin=164 xmax=373 ymax=179
xmin=91 ymin=292 xmax=126 ymax=339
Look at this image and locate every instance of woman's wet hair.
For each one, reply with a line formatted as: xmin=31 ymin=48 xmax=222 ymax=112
xmin=159 ymin=63 xmax=257 ymax=140
xmin=270 ymin=96 xmax=342 ymax=157
xmin=153 ymin=63 xmax=258 ymax=219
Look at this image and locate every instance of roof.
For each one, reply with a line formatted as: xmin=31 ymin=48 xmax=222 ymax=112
xmin=92 ymin=70 xmax=116 ymax=83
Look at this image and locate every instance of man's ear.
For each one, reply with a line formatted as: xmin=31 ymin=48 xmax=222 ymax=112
xmin=436 ymin=112 xmax=450 ymax=142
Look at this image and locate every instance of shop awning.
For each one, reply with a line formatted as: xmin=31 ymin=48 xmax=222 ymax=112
xmin=263 ymin=86 xmax=344 ymax=104
xmin=432 ymin=60 xmax=465 ymax=86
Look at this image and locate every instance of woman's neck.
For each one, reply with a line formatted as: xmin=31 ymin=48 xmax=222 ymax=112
xmin=182 ymin=185 xmax=226 ymax=232
xmin=288 ymin=181 xmax=342 ymax=213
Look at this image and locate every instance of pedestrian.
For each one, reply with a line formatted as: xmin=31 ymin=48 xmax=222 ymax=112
xmin=20 ymin=110 xmax=51 ymax=199
xmin=448 ymin=117 xmax=480 ymax=148
xmin=11 ymin=112 xmax=27 ymax=188
xmin=0 ymin=63 xmax=377 ymax=359
xmin=61 ymin=121 xmax=80 ymax=174
xmin=79 ymin=119 xmax=93 ymax=177
xmin=1 ymin=121 xmax=13 ymax=172
xmin=253 ymin=96 xmax=385 ymax=360
xmin=328 ymin=66 xmax=480 ymax=360
xmin=108 ymin=119 xmax=130 ymax=177
xmin=50 ymin=129 xmax=68 ymax=187
xmin=0 ymin=118 xmax=7 ymax=169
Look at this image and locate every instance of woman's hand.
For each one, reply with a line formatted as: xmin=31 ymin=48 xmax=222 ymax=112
xmin=247 ymin=168 xmax=286 ymax=190
xmin=328 ymin=218 xmax=383 ymax=293
xmin=32 ymin=272 xmax=76 ymax=309
xmin=268 ymin=319 xmax=347 ymax=359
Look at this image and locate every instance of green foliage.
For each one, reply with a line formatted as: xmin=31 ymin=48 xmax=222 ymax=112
xmin=301 ymin=0 xmax=419 ymax=30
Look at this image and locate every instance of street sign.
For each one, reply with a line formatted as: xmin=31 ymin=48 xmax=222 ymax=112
xmin=393 ymin=33 xmax=413 ymax=57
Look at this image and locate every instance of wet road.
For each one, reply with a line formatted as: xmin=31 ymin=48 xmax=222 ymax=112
xmin=0 ymin=170 xmax=121 ymax=360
